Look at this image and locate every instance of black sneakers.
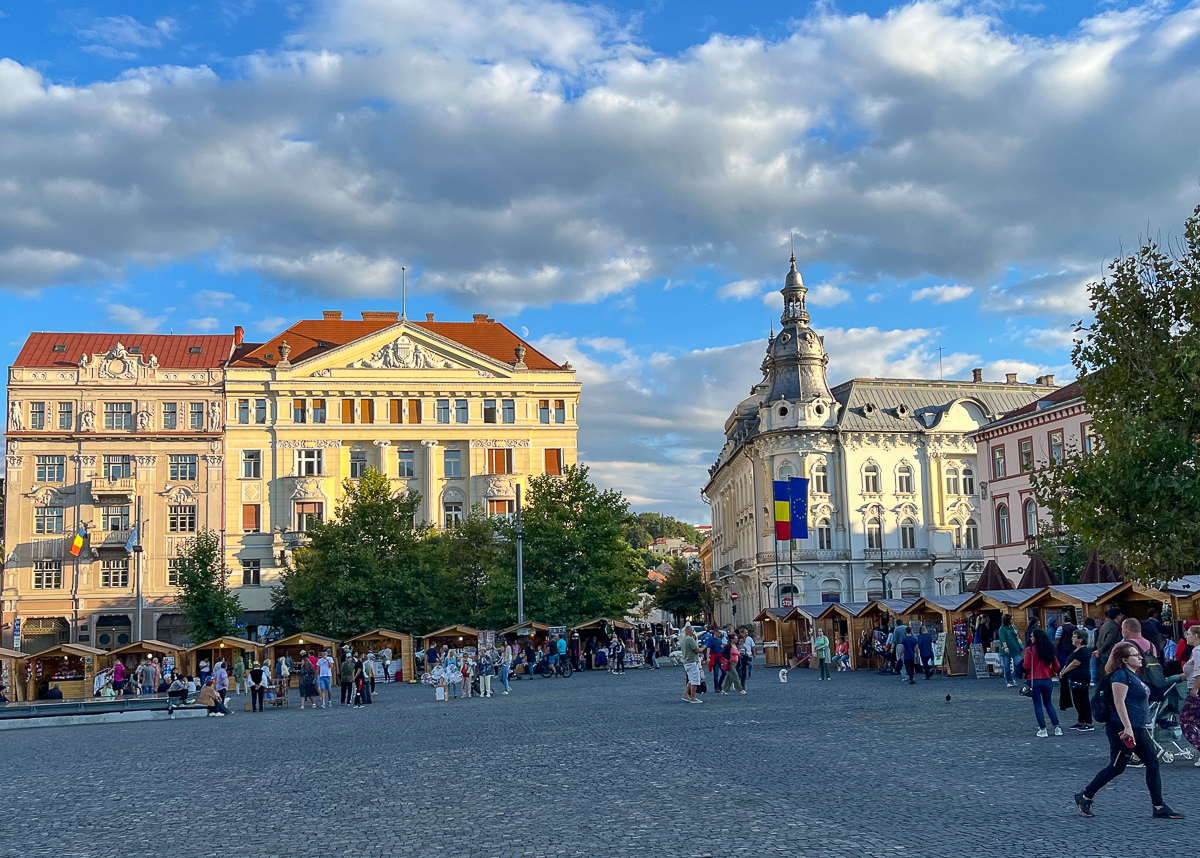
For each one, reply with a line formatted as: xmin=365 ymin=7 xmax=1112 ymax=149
xmin=1074 ymin=792 xmax=1094 ymax=818
xmin=1153 ymin=805 xmax=1184 ymax=820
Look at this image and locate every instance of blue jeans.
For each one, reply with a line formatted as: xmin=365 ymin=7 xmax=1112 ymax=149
xmin=1000 ymin=655 xmax=1015 ymax=683
xmin=1031 ymin=678 xmax=1059 ymax=728
xmin=1090 ymin=654 xmax=1098 ymax=684
xmin=712 ymin=662 xmax=725 ymax=690
xmin=498 ymin=665 xmax=510 ymax=692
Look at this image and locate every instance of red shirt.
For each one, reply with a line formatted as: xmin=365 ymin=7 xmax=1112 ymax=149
xmin=1025 ymin=652 xmax=1060 ymax=680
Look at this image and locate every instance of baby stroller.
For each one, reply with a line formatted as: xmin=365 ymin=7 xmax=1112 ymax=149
xmin=1136 ymin=642 xmax=1195 ymax=764
xmin=875 ymin=641 xmax=896 ymax=674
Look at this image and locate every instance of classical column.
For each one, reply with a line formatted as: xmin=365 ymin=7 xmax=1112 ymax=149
xmin=421 ymin=440 xmax=439 ymax=525
xmin=373 ymin=439 xmax=392 ymax=478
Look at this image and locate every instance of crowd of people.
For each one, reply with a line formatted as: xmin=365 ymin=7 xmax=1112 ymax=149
xmin=676 ymin=624 xmax=756 ymax=703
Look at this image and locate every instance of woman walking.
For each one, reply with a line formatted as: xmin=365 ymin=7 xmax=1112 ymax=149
xmin=998 ymin=615 xmax=1023 ymax=688
xmin=1024 ymin=629 xmax=1062 ymax=737
xmin=498 ymin=645 xmax=512 ymax=695
xmin=813 ymin=628 xmax=832 ymax=681
xmin=298 ymin=651 xmax=319 ymax=709
xmin=1075 ymin=642 xmax=1185 ymax=818
xmin=1058 ymin=630 xmax=1094 ymax=731
xmin=723 ymin=640 xmax=746 ymax=694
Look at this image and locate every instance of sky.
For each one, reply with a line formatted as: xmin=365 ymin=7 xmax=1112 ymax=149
xmin=2 ymin=0 xmax=1199 ymax=523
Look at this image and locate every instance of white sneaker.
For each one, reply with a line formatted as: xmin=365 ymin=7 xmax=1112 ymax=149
xmin=1036 ymin=728 xmax=1048 ymax=738
xmin=1053 ymin=726 xmax=1063 ymax=736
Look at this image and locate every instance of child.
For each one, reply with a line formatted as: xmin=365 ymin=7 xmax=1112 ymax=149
xmin=834 ymin=636 xmax=851 ymax=671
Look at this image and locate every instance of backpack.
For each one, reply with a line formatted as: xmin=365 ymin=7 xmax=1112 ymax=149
xmin=1090 ymin=672 xmax=1115 ymax=724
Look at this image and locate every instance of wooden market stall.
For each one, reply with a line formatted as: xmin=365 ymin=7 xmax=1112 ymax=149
xmin=26 ymin=643 xmax=107 ymax=699
xmin=754 ymin=607 xmax=795 ymax=666
xmin=572 ymin=617 xmax=635 ymax=669
xmin=421 ymin=625 xmax=481 ymax=653
xmin=343 ymin=629 xmax=416 ymax=683
xmin=185 ymin=636 xmax=264 ymax=679
xmin=829 ymin=603 xmax=873 ymax=670
xmin=844 ymin=601 xmax=895 ymax=669
xmin=1093 ymin=581 xmax=1174 ymax=626
xmin=785 ymin=604 xmax=838 ymax=669
xmin=265 ymin=633 xmax=341 ymax=687
xmin=1166 ymin=576 xmax=1200 ymax=624
xmin=901 ymin=595 xmax=972 ymax=675
xmin=0 ymin=646 xmax=29 ymax=702
xmin=499 ymin=621 xmax=551 ymax=647
xmin=979 ymin=588 xmax=1044 ymax=634
xmin=105 ymin=639 xmax=187 ymax=679
xmin=1016 ymin=583 xmax=1124 ymax=633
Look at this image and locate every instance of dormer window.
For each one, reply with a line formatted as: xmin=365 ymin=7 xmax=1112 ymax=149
xmin=896 ymin=403 xmax=908 ymax=416
xmin=265 ymin=353 xmax=275 ymax=360
xmin=863 ymin=402 xmax=876 ymax=415
xmin=52 ymin=344 xmax=66 ymax=353
xmin=128 ymin=346 xmax=141 ymax=354
xmin=318 ymin=341 xmax=330 ymax=348
xmin=189 ymin=346 xmax=202 ymax=354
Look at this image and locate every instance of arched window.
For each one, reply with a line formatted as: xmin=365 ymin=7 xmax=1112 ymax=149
xmin=779 ymin=583 xmax=799 ymax=606
xmin=945 ymin=467 xmax=960 ymax=495
xmin=817 ymin=518 xmax=833 ymax=550
xmin=901 ymin=518 xmax=917 ymax=549
xmin=863 ymin=464 xmax=881 ymax=494
xmin=866 ymin=578 xmax=885 ymax=601
xmin=820 ymin=579 xmax=842 ymax=603
xmin=778 ymin=463 xmax=794 ymax=481
xmin=1024 ymin=499 xmax=1038 ymax=539
xmin=997 ymin=504 xmax=1011 ymax=544
xmin=965 ymin=519 xmax=980 ymax=550
xmin=962 ymin=467 xmax=976 ymax=495
xmin=897 ymin=464 xmax=914 ymax=494
xmin=900 ymin=578 xmax=923 ymax=600
xmin=812 ymin=463 xmax=829 ymax=494
xmin=949 ymin=518 xmax=963 ymax=549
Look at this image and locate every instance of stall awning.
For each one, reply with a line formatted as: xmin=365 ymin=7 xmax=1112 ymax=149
xmin=753 ymin=607 xmax=793 ymax=623
xmin=571 ymin=617 xmax=633 ymax=632
xmin=422 ymin=625 xmax=480 ymax=641
xmin=29 ymin=643 xmax=108 ymax=660
xmin=268 ymin=632 xmax=339 ymax=651
xmin=186 ymin=635 xmax=262 ymax=654
xmin=499 ymin=621 xmax=551 ymax=636
xmin=107 ymin=639 xmax=186 ymax=658
xmin=344 ymin=628 xmax=412 ymax=645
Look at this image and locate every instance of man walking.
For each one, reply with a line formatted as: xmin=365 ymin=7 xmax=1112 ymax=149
xmin=317 ymin=649 xmax=335 ymax=709
xmin=339 ymin=652 xmax=356 ymax=705
xmin=232 ymin=657 xmax=247 ymax=697
xmin=680 ymin=625 xmax=704 ymax=704
xmin=1095 ymin=607 xmax=1123 ymax=665
xmin=917 ymin=624 xmax=935 ymax=679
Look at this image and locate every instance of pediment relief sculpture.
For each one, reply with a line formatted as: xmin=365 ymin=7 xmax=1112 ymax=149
xmin=292 ymin=478 xmax=327 ymax=500
xmin=483 ymin=475 xmax=517 ymax=499
xmin=351 ymin=335 xmax=458 ymax=370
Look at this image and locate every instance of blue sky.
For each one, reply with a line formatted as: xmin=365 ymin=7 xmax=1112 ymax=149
xmin=3 ymin=0 xmax=1200 ymax=521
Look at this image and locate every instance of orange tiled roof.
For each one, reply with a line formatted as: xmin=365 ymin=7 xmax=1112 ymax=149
xmin=13 ymin=333 xmax=236 ymax=370
xmin=232 ymin=312 xmax=563 ymax=370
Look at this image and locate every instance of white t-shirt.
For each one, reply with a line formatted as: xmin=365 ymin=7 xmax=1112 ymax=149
xmin=744 ymin=636 xmax=755 ymax=657
xmin=317 ymin=656 xmax=333 ymax=678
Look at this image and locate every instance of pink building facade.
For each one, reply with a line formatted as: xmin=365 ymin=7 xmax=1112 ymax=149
xmin=971 ymin=379 xmax=1095 ymax=583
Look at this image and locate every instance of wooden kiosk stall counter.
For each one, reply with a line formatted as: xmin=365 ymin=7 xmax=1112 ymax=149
xmin=1016 ymin=583 xmax=1124 ymax=635
xmin=1094 ymin=581 xmax=1175 ymax=625
xmin=899 ymin=595 xmax=972 ymax=676
xmin=572 ymin=617 xmax=633 ymax=668
xmin=106 ymin=639 xmax=187 ymax=679
xmin=1167 ymin=576 xmax=1200 ymax=624
xmin=754 ymin=607 xmax=795 ymax=667
xmin=827 ymin=602 xmax=874 ymax=670
xmin=343 ymin=629 xmax=416 ymax=683
xmin=421 ymin=626 xmax=481 ymax=658
xmin=497 ymin=622 xmax=551 ymax=676
xmin=185 ymin=636 xmax=265 ymax=680
xmin=0 ymin=646 xmax=29 ymax=702
xmin=25 ymin=643 xmax=108 ymax=700
xmin=784 ymin=604 xmax=838 ymax=669
xmin=266 ymin=633 xmax=341 ymax=686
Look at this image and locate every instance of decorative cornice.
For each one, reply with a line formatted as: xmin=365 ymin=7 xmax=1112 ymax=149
xmin=277 ymin=439 xmax=342 ymax=449
xmin=469 ymin=439 xmax=529 ymax=448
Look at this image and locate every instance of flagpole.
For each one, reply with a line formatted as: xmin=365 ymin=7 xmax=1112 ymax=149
xmin=134 ymin=495 xmax=143 ymax=642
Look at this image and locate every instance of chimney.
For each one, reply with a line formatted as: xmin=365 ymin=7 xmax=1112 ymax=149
xmin=1042 ymin=374 xmax=1054 ymax=386
xmin=234 ymin=325 xmax=244 ymax=347
xmin=426 ymin=313 xmax=435 ymax=322
xmin=323 ymin=310 xmax=342 ymax=320
xmin=1005 ymin=372 xmax=1018 ymax=384
xmin=361 ymin=311 xmax=399 ymax=322
xmin=971 ymin=368 xmax=983 ymax=383
xmin=472 ymin=313 xmax=489 ymax=323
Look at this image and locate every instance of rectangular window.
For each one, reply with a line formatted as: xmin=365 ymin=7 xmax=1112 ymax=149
xmin=296 ymin=449 xmax=323 ymax=476
xmin=538 ymin=399 xmax=550 ymax=424
xmin=992 ymin=446 xmax=1006 ymax=479
xmin=242 ymin=504 xmax=261 ymax=534
xmin=1019 ymin=438 xmax=1034 ymax=472
xmin=901 ymin=524 xmax=916 ymax=550
xmin=866 ymin=523 xmax=881 ymax=550
xmin=436 ymin=399 xmax=450 ymax=424
xmin=36 ymin=455 xmax=65 ymax=483
xmin=241 ymin=560 xmax=261 ymax=587
xmin=897 ymin=469 xmax=913 ymax=494
xmin=168 ymin=505 xmax=197 ymax=533
xmin=58 ymin=401 xmax=74 ymax=430
xmin=293 ymin=399 xmax=307 ymax=424
xmin=501 ymin=399 xmax=515 ymax=424
xmin=483 ymin=400 xmax=497 ymax=423
xmin=1083 ymin=423 xmax=1096 ymax=455
xmin=35 ymin=506 xmax=64 ymax=534
xmin=389 ymin=399 xmax=402 ymax=424
xmin=167 ymin=558 xmax=180 ymax=587
xmin=488 ymin=499 xmax=515 ymax=519
xmin=1049 ymin=430 xmax=1064 ymax=465
xmin=34 ymin=560 xmax=63 ymax=590
xmin=162 ymin=402 xmax=177 ymax=430
xmin=554 ymin=399 xmax=565 ymax=424
xmin=407 ymin=399 xmax=422 ymax=424
xmin=350 ymin=449 xmax=368 ymax=478
xmin=296 ymin=501 xmax=323 ymax=532
xmin=235 ymin=399 xmax=248 ymax=424
xmin=168 ymin=454 xmax=197 ymax=482
xmin=242 ymin=449 xmax=262 ymax=479
xmin=103 ymin=401 xmax=133 ymax=430
xmin=341 ymin=399 xmax=355 ymax=424
xmin=398 ymin=450 xmax=415 ymax=478
xmin=254 ymin=398 xmax=267 ymax=424
xmin=101 ymin=558 xmax=130 ymax=588
xmin=189 ymin=402 xmax=205 ymax=430
xmin=102 ymin=505 xmax=131 ymax=530
xmin=817 ymin=525 xmax=833 ymax=551
xmin=312 ymin=399 xmax=327 ymax=423
xmin=544 ymin=448 xmax=563 ymax=476
xmin=454 ymin=399 xmax=468 ymax=424
xmin=444 ymin=448 xmax=461 ymax=478
xmin=361 ymin=400 xmax=375 ymax=424
xmin=29 ymin=401 xmax=45 ymax=429
xmin=444 ymin=502 xmax=464 ymax=525
xmin=103 ymin=455 xmax=132 ymax=479
xmin=487 ymin=448 xmax=514 ymax=475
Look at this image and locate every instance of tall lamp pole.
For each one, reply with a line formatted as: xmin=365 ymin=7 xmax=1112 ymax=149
xmin=515 ymin=483 xmax=525 ymax=625
xmin=875 ymin=507 xmax=891 ymax=600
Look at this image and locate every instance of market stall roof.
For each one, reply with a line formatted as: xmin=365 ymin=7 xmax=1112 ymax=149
xmin=1017 ymin=555 xmax=1060 ymax=589
xmin=1016 ymin=582 xmax=1124 ymax=610
xmin=871 ymin=598 xmax=919 ymax=616
xmin=904 ymin=594 xmax=972 ymax=616
xmin=0 ymin=646 xmax=28 ymax=660
xmin=268 ymin=632 xmax=340 ymax=651
xmin=344 ymin=628 xmax=413 ymax=645
xmin=1164 ymin=576 xmax=1200 ymax=597
xmin=498 ymin=621 xmax=550 ymax=636
xmin=1077 ymin=550 xmax=1103 ymax=585
xmin=106 ymin=639 xmax=186 ymax=658
xmin=980 ymin=588 xmax=1044 ymax=607
xmin=754 ymin=607 xmax=793 ymax=623
xmin=572 ymin=616 xmax=633 ymax=631
xmin=973 ymin=559 xmax=1012 ymax=592
xmin=785 ymin=604 xmax=836 ymax=622
xmin=422 ymin=625 xmax=480 ymax=641
xmin=186 ymin=635 xmax=262 ymax=654
xmin=29 ymin=643 xmax=108 ymax=659
xmin=1092 ymin=580 xmax=1171 ymax=604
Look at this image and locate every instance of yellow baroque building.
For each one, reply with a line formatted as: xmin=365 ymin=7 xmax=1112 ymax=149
xmin=223 ymin=310 xmax=579 ymax=619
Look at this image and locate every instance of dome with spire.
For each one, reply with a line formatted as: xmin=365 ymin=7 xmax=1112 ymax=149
xmin=761 ymin=254 xmax=833 ymax=404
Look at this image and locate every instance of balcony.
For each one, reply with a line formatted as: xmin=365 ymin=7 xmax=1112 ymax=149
xmin=881 ymin=548 xmax=930 ymax=561
xmin=92 ymin=476 xmax=135 ymax=503
xmin=92 ymin=529 xmax=133 ymax=551
xmin=757 ymin=549 xmax=851 ymax=563
xmin=953 ymin=549 xmax=984 ymax=560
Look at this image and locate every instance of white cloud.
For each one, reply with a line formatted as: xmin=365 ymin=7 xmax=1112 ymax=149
xmin=808 ymin=283 xmax=851 ymax=307
xmin=910 ymin=284 xmax=974 ymax=304
xmin=0 ymin=0 xmax=1193 ymax=314
xmin=1021 ymin=325 xmax=1082 ymax=352
xmin=254 ymin=315 xmax=288 ymax=334
xmin=717 ymin=279 xmax=761 ymax=301
xmin=105 ymin=303 xmax=165 ymax=332
xmin=187 ymin=316 xmax=220 ymax=332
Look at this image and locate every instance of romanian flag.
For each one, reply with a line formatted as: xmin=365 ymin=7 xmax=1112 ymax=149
xmin=773 ymin=479 xmax=811 ymax=541
xmin=69 ymin=525 xmax=86 ymax=557
xmin=773 ymin=481 xmax=791 ymax=540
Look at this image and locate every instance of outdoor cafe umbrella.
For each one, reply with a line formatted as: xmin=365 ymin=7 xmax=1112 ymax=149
xmin=973 ymin=559 xmax=1013 ymax=592
xmin=1017 ymin=554 xmax=1061 ymax=589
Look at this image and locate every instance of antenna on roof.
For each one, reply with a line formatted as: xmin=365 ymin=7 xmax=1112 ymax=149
xmin=937 ymin=346 xmax=943 ymax=380
xmin=401 ymin=266 xmax=407 ymax=322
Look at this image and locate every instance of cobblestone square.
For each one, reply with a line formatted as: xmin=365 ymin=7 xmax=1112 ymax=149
xmin=0 ymin=665 xmax=1195 ymax=858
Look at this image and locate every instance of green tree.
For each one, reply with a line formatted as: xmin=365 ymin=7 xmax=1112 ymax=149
xmin=1026 ymin=521 xmax=1089 ymax=585
xmin=271 ymin=468 xmax=435 ymax=637
xmin=653 ymin=557 xmax=711 ymax=624
xmin=1032 ymin=205 xmax=1200 ymax=584
xmin=425 ymin=505 xmax=509 ymax=628
xmin=174 ymin=528 xmax=242 ymax=644
xmin=515 ymin=464 xmax=645 ymax=625
xmin=625 ymin=511 xmax=702 ymax=549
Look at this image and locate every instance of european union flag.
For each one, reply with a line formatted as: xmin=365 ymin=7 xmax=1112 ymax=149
xmin=789 ymin=477 xmax=809 ymax=539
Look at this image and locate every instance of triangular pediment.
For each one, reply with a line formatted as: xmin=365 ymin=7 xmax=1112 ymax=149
xmin=285 ymin=322 xmax=514 ymax=379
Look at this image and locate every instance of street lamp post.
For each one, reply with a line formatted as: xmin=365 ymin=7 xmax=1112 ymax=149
xmin=515 ymin=483 xmax=525 ymax=625
xmin=1055 ymin=543 xmax=1069 ymax=584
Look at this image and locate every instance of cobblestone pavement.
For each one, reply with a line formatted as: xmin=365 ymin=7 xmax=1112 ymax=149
xmin=1 ymin=664 xmax=1196 ymax=858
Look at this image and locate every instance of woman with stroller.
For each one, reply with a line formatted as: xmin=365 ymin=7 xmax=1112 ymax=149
xmin=1075 ymin=642 xmax=1185 ymax=819
xmin=1023 ymin=629 xmax=1062 ymax=737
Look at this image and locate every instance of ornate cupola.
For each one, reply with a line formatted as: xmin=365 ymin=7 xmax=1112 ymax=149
xmin=762 ymin=255 xmax=834 ymax=405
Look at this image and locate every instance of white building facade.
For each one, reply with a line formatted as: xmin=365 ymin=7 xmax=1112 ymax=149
xmin=703 ymin=257 xmax=1058 ymax=626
